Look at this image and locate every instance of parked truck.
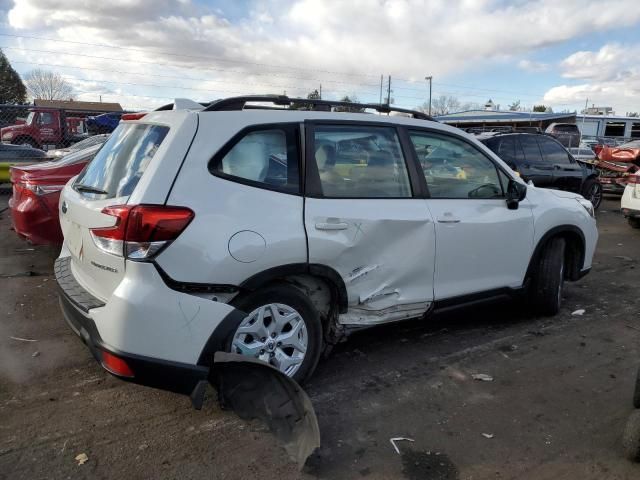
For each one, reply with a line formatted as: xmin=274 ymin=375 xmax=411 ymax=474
xmin=0 ymin=108 xmax=88 ymax=150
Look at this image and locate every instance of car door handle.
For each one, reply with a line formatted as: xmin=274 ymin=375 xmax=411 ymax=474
xmin=437 ymin=218 xmax=461 ymax=223
xmin=315 ymin=222 xmax=349 ymax=230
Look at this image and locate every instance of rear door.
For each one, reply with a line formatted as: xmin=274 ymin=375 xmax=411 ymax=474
xmin=537 ymin=136 xmax=585 ymax=193
xmin=304 ymin=122 xmax=435 ymax=324
xmin=59 ymin=122 xmax=175 ymax=301
xmin=519 ymin=135 xmax=553 ymax=188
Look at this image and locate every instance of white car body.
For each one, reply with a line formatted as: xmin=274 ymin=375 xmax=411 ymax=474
xmin=621 ymin=171 xmax=640 ymax=224
xmin=55 ymin=99 xmax=598 ymax=394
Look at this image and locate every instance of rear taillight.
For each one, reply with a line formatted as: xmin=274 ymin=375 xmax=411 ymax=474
xmin=90 ymin=205 xmax=194 ymax=260
xmin=20 ymin=183 xmax=64 ymax=195
xmin=101 ymin=351 xmax=134 ymax=377
xmin=121 ymin=112 xmax=147 ymax=121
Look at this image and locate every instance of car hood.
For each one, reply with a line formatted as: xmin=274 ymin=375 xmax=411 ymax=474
xmin=548 ymin=189 xmax=583 ymax=201
xmin=10 ymin=161 xmax=86 ymax=185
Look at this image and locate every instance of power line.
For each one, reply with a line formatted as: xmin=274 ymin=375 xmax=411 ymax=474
xmin=0 ymin=33 xmax=381 ymax=78
xmin=9 ymin=60 xmax=380 ymax=97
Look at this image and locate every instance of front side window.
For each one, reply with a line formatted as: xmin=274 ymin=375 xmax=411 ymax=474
xmin=410 ymin=131 xmax=503 ymax=199
xmin=213 ymin=127 xmax=299 ymax=194
xmin=39 ymin=112 xmax=53 ymax=125
xmin=312 ymin=125 xmax=411 ymax=198
xmin=75 ymin=123 xmax=169 ymax=199
xmin=538 ymin=137 xmax=572 ymax=165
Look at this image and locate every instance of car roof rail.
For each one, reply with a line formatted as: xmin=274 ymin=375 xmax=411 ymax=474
xmin=201 ymin=95 xmax=435 ymax=121
xmin=155 ymin=99 xmax=210 ymax=111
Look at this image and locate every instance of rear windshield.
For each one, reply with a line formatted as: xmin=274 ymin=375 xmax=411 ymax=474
xmin=74 ymin=124 xmax=168 ymax=199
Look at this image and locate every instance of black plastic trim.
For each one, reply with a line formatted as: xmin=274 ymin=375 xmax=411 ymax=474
xmin=54 ymin=257 xmax=105 ymax=312
xmin=197 ymin=308 xmax=247 ymax=366
xmin=154 ymin=262 xmax=238 ymax=294
xmin=240 ymin=263 xmax=349 ymax=314
xmin=524 ymin=225 xmax=586 ymax=282
xmin=432 ymin=286 xmax=526 ymax=314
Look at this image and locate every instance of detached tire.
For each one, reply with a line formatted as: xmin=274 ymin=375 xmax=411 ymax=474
xmin=227 ymin=284 xmax=323 ymax=385
xmin=581 ymin=178 xmax=603 ymax=210
xmin=530 ymin=237 xmax=566 ymax=316
xmin=623 ymin=410 xmax=640 ymax=462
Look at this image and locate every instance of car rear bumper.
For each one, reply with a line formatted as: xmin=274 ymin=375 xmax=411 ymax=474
xmin=55 ymin=256 xmax=210 ymax=395
xmin=10 ymin=190 xmax=63 ymax=244
xmin=622 ymin=208 xmax=640 ymax=219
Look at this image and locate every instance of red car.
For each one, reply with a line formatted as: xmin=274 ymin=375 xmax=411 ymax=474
xmin=9 ymin=145 xmax=101 ymax=244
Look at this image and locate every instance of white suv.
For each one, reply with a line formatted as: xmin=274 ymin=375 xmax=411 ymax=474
xmin=55 ymin=96 xmax=597 ymax=394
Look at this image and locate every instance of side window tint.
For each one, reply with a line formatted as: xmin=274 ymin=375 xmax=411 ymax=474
xmin=39 ymin=112 xmax=54 ymax=125
xmin=520 ymin=136 xmax=543 ymax=164
xmin=313 ymin=125 xmax=411 ymax=198
xmin=214 ymin=128 xmax=299 ymax=193
xmin=497 ymin=137 xmax=517 ymax=166
xmin=539 ymin=137 xmax=572 ymax=165
xmin=410 ymin=131 xmax=504 ymax=199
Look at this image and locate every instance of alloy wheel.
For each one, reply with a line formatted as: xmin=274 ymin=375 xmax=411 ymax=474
xmin=231 ymin=303 xmax=308 ymax=377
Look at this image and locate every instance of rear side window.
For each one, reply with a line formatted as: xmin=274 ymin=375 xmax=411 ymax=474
xmin=74 ymin=123 xmax=169 ymax=199
xmin=211 ymin=125 xmax=300 ymax=194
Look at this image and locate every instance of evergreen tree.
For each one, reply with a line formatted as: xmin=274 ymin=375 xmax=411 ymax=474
xmin=0 ymin=48 xmax=27 ymax=104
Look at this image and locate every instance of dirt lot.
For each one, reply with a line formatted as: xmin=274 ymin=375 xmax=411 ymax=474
xmin=1 ymin=195 xmax=640 ymax=480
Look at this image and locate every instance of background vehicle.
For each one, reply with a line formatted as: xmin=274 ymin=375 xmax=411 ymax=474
xmin=478 ymin=132 xmax=603 ymax=208
xmin=0 ymin=143 xmax=48 ymax=183
xmin=46 ymin=134 xmax=109 ymax=159
xmin=545 ymin=123 xmax=581 ymax=148
xmin=86 ymin=113 xmax=123 ymax=134
xmin=596 ymin=140 xmax=640 ymax=194
xmin=621 ymin=171 xmax=640 ymax=229
xmin=0 ymin=108 xmax=87 ymax=149
xmin=55 ymin=96 xmax=597 ymax=397
xmin=9 ymin=145 xmax=101 ymax=244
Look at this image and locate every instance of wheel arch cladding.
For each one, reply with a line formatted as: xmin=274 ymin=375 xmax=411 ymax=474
xmin=526 ymin=226 xmax=585 ymax=282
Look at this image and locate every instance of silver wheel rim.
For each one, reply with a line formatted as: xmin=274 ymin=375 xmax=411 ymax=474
xmin=231 ymin=303 xmax=308 ymax=377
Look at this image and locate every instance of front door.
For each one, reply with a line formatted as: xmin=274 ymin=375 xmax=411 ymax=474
xmin=304 ymin=123 xmax=436 ymax=326
xmin=537 ymin=136 xmax=585 ymax=193
xmin=519 ymin=135 xmax=553 ymax=188
xmin=407 ymin=129 xmax=534 ymax=300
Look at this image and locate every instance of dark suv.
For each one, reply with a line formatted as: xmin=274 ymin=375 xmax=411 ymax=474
xmin=478 ymin=133 xmax=602 ymax=209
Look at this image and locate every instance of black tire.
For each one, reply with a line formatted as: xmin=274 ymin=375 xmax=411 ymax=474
xmin=530 ymin=237 xmax=566 ymax=316
xmin=582 ymin=178 xmax=603 ymax=210
xmin=227 ymin=284 xmax=323 ymax=384
xmin=634 ymin=367 xmax=640 ymax=409
xmin=629 ymin=218 xmax=640 ymax=229
xmin=623 ymin=410 xmax=640 ymax=462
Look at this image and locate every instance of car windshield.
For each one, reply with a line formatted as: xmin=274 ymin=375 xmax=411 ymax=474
xmin=74 ymin=123 xmax=168 ymax=198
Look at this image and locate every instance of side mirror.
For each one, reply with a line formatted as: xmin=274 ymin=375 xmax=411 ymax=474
xmin=506 ymin=179 xmax=527 ymax=210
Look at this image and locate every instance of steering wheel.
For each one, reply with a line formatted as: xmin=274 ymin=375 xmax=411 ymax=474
xmin=468 ymin=183 xmax=502 ymax=199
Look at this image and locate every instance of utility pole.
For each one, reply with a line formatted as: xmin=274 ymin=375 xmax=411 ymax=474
xmin=319 ymin=84 xmax=322 ymax=99
xmin=387 ymin=75 xmax=391 ymax=108
xmin=425 ymin=76 xmax=432 ymax=116
xmin=379 ymin=75 xmax=383 ymax=104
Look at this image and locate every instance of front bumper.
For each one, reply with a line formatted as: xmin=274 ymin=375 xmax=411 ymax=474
xmin=55 ymin=257 xmax=210 ymax=395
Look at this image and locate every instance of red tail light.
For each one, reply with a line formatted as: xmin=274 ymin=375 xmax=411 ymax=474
xmin=121 ymin=112 xmax=147 ymax=121
xmin=627 ymin=175 xmax=640 ymax=185
xmin=102 ymin=351 xmax=134 ymax=377
xmin=90 ymin=205 xmax=194 ymax=260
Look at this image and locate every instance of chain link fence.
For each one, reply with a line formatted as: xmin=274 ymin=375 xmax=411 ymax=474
xmin=0 ymin=103 xmax=127 ymax=191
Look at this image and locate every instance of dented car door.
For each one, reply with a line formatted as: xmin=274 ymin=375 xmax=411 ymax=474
xmin=304 ymin=122 xmax=436 ymax=327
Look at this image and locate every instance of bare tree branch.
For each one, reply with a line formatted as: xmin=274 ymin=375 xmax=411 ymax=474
xmin=25 ymin=69 xmax=73 ymax=101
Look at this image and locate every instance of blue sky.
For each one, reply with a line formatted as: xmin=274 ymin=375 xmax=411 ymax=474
xmin=1 ymin=0 xmax=639 ymax=114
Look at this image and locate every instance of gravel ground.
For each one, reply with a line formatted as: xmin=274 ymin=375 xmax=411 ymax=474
xmin=1 ymin=196 xmax=640 ymax=480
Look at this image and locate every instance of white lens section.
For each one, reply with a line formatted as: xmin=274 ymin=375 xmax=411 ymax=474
xmin=90 ymin=232 xmax=124 ymax=256
xmin=125 ymin=241 xmax=167 ymax=259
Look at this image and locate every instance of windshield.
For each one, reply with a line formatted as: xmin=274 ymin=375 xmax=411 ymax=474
xmin=74 ymin=123 xmax=169 ymax=198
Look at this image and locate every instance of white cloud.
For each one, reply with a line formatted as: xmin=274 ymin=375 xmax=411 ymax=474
xmin=4 ymin=0 xmax=640 ymax=109
xmin=544 ymin=43 xmax=640 ymax=112
xmin=517 ymin=59 xmax=550 ymax=73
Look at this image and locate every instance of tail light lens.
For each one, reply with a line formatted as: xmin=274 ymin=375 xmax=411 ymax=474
xmin=20 ymin=183 xmax=64 ymax=195
xmin=90 ymin=205 xmax=194 ymax=260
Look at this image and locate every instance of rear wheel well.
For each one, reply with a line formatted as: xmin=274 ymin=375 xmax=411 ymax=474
xmin=526 ymin=228 xmax=585 ymax=282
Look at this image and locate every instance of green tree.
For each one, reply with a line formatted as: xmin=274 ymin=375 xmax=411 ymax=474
xmin=335 ymin=95 xmax=364 ymax=113
xmin=0 ymin=48 xmax=27 ymax=104
xmin=533 ymin=104 xmax=548 ymax=112
xmin=290 ymin=89 xmax=322 ymax=110
xmin=508 ymin=100 xmax=521 ymax=111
